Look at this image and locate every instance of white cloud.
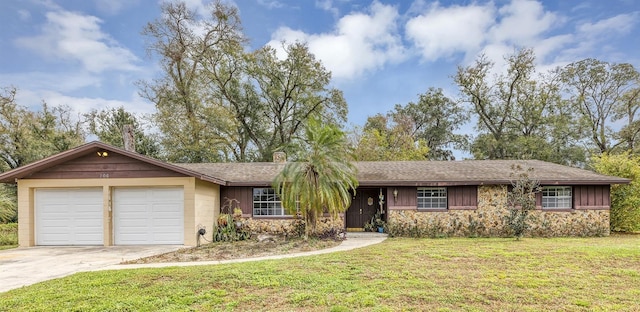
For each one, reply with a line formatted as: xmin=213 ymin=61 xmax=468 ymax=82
xmin=95 ymin=0 xmax=136 ymax=15
xmin=489 ymin=0 xmax=559 ymax=45
xmin=578 ymin=12 xmax=637 ymax=35
xmin=0 ymin=71 xmax=101 ymax=94
xmin=257 ymin=0 xmax=284 ymax=9
xmin=405 ymin=2 xmax=495 ymax=61
xmin=479 ymin=0 xmax=569 ymax=70
xmin=25 ymin=90 xmax=155 ymax=116
xmin=558 ymin=12 xmax=639 ymax=63
xmin=15 ymin=10 xmax=140 ymax=73
xmin=316 ymin=0 xmax=339 ymax=18
xmin=181 ymin=0 xmax=210 ymax=15
xmin=268 ymin=1 xmax=405 ymax=80
xmin=405 ymin=0 xmax=582 ymax=74
xmin=17 ymin=9 xmax=31 ymax=21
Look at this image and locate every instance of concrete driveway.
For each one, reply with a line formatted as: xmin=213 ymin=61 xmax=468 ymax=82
xmin=0 ymin=245 xmax=183 ymax=293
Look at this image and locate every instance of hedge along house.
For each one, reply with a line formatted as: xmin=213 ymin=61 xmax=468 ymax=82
xmin=0 ymin=141 xmax=630 ymax=247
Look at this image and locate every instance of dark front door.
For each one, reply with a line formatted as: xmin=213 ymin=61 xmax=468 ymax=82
xmin=346 ymin=189 xmax=380 ymax=229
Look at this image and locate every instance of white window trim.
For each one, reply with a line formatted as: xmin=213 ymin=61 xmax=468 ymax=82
xmin=417 ymin=187 xmax=448 ymax=210
xmin=252 ymin=188 xmax=286 ymax=216
xmin=541 ymin=186 xmax=572 ymax=209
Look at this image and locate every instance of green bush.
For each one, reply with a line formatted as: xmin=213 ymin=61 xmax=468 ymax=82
xmin=212 ymin=214 xmax=251 ymax=242
xmin=592 ymin=153 xmax=640 ymax=232
xmin=0 ymin=185 xmax=17 ymax=223
xmin=0 ymin=223 xmax=18 ymax=246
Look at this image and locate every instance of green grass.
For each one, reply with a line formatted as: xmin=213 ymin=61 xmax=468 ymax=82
xmin=0 ymin=223 xmax=17 ymax=246
xmin=1 ymin=235 xmax=640 ymax=311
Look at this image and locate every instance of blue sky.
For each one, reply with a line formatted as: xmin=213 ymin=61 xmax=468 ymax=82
xmin=1 ymin=0 xmax=638 ymax=131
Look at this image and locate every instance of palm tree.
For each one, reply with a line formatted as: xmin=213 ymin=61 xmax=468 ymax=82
xmin=273 ymin=117 xmax=358 ymax=238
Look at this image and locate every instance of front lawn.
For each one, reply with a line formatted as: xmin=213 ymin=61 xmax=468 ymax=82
xmin=1 ymin=235 xmax=639 ymax=311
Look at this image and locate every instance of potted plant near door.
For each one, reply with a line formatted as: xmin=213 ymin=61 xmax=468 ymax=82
xmin=369 ymin=211 xmax=386 ymax=233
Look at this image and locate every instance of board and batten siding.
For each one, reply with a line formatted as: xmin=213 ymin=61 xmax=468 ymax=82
xmin=26 ymin=152 xmax=186 ymax=180
xmin=386 ymin=187 xmax=417 ymax=210
xmin=573 ymin=185 xmax=610 ymax=209
xmin=220 ymin=186 xmax=254 ymax=216
xmin=448 ymin=186 xmax=478 ymax=210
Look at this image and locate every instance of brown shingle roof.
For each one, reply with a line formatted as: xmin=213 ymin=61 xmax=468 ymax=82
xmin=175 ymin=159 xmax=630 ymax=186
xmin=0 ymin=141 xmax=628 ymax=186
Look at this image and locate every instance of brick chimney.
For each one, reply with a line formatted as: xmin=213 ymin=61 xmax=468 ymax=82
xmin=122 ymin=124 xmax=136 ymax=152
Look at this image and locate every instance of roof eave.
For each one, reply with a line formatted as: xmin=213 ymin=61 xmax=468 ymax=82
xmin=0 ymin=141 xmax=226 ymax=185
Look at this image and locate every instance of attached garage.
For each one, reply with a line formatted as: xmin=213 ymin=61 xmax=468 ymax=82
xmin=113 ymin=187 xmax=184 ymax=245
xmin=35 ymin=188 xmax=103 ymax=246
xmin=0 ymin=141 xmax=223 ymax=247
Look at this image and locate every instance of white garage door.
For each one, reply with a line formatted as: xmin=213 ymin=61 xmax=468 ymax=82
xmin=113 ymin=187 xmax=184 ymax=245
xmin=35 ymin=188 xmax=104 ymax=246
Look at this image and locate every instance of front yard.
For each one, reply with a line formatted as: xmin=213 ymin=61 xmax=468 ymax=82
xmin=1 ymin=235 xmax=639 ymax=311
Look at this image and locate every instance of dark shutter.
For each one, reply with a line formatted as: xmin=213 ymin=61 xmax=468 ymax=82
xmin=574 ymin=185 xmax=610 ymax=209
xmin=448 ymin=186 xmax=478 ymax=210
xmin=220 ymin=186 xmax=254 ymax=215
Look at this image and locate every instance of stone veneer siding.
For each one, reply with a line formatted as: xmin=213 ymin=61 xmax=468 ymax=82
xmin=388 ymin=185 xmax=609 ymax=238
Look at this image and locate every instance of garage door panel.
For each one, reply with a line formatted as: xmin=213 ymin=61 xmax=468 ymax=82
xmin=114 ymin=187 xmax=184 ymax=245
xmin=35 ymin=188 xmax=103 ymax=246
xmin=150 ymin=189 xmax=181 ymax=199
xmin=153 ymin=220 xmax=181 ymax=227
xmin=118 ymin=219 xmax=147 ymax=226
xmin=153 ymin=203 xmax=182 ymax=212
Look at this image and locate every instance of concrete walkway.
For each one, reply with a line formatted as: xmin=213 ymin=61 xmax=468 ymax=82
xmin=0 ymin=233 xmax=386 ymax=293
xmin=101 ymin=232 xmax=387 ymax=271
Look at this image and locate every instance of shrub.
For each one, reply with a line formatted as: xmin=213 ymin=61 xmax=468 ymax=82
xmin=592 ymin=153 xmax=640 ymax=232
xmin=212 ymin=214 xmax=251 ymax=242
xmin=504 ymin=165 xmax=540 ymax=239
xmin=0 ymin=223 xmax=18 ymax=246
xmin=0 ymin=185 xmax=17 ymax=223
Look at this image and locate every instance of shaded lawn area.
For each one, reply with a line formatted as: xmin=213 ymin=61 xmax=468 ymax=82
xmin=1 ymin=235 xmax=639 ymax=311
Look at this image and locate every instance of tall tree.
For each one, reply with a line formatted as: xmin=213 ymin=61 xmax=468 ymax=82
xmin=85 ymin=107 xmax=161 ymax=158
xmin=273 ymin=117 xmax=358 ymax=238
xmin=561 ymin=59 xmax=639 ymax=154
xmin=455 ymin=48 xmax=584 ymax=165
xmin=0 ymin=87 xmax=84 ymax=171
xmin=351 ymin=114 xmax=430 ymax=161
xmin=612 ymin=83 xmax=640 ymax=153
xmin=391 ymin=87 xmax=466 ymax=160
xmin=140 ymin=1 xmax=347 ymax=163
xmin=139 ymin=1 xmax=245 ymax=163
xmin=241 ymin=43 xmax=347 ymax=161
